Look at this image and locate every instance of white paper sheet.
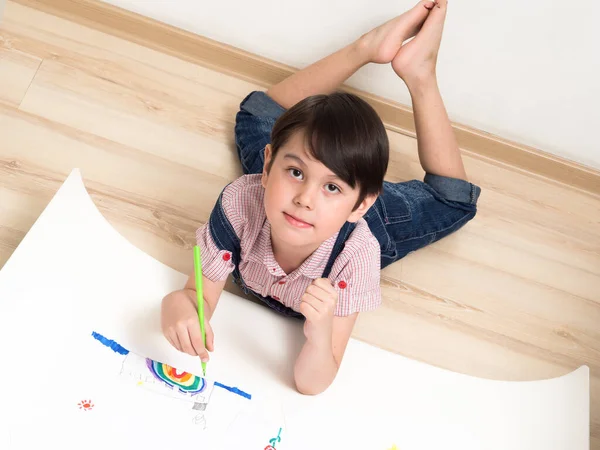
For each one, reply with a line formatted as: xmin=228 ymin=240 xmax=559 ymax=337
xmin=0 ymin=169 xmax=589 ymax=450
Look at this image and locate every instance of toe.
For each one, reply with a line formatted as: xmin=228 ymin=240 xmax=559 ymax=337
xmin=423 ymin=1 xmax=436 ymax=10
xmin=412 ymin=7 xmax=446 ymax=46
xmin=402 ymin=0 xmax=435 ymax=31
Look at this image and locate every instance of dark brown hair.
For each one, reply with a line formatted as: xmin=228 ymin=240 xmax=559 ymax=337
xmin=269 ymin=93 xmax=389 ymax=209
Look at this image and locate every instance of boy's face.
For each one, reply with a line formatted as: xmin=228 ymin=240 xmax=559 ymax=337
xmin=261 ymin=131 xmax=376 ymax=251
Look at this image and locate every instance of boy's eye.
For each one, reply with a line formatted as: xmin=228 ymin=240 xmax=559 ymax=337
xmin=288 ymin=168 xmax=303 ymax=179
xmin=325 ymin=184 xmax=340 ymax=194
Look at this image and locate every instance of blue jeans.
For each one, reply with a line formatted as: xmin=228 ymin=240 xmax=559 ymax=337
xmin=234 ymin=91 xmax=481 ymax=270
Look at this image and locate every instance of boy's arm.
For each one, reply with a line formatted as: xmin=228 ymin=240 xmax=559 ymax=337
xmin=294 ymin=278 xmax=361 ymax=395
xmin=294 ymin=313 xmax=357 ymax=395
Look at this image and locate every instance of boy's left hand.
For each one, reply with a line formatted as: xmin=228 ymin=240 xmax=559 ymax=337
xmin=300 ymin=278 xmax=338 ymax=345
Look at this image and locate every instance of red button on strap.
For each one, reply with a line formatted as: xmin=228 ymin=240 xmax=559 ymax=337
xmin=222 ymin=252 xmax=231 ymax=261
xmin=278 ymin=280 xmax=286 ymax=285
xmin=338 ymin=281 xmax=347 ymax=289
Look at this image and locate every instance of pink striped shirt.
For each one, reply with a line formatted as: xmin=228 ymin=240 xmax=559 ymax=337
xmin=196 ymin=175 xmax=381 ymax=316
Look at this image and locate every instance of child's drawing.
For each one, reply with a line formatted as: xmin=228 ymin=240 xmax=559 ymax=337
xmin=92 ymin=331 xmax=250 ymax=427
xmin=263 ymin=427 xmax=283 ymax=449
xmin=118 ymin=349 xmax=213 ymax=402
xmin=146 ymin=359 xmax=207 ymax=394
xmin=77 ymin=400 xmax=94 ymax=412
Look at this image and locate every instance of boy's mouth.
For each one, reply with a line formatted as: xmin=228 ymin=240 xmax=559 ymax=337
xmin=283 ymin=212 xmax=313 ymax=229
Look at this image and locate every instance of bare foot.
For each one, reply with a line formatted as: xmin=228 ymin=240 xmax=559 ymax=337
xmin=391 ymin=0 xmax=447 ymax=86
xmin=358 ymin=0 xmax=436 ymax=65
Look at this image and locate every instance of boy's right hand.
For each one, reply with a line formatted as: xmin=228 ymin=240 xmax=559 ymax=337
xmin=161 ymin=289 xmax=214 ymax=362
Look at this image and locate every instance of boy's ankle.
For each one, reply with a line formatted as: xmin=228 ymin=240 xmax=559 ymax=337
xmin=405 ymin=73 xmax=439 ymax=93
xmin=352 ymin=37 xmax=377 ymax=66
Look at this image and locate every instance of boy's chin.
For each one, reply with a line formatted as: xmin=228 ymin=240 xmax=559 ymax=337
xmin=274 ymin=224 xmax=316 ymax=245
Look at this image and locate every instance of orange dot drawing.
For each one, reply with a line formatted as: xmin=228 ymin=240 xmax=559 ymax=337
xmin=78 ymin=400 xmax=94 ymax=411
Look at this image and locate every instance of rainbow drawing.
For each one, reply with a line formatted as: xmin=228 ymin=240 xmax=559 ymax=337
xmin=146 ymin=359 xmax=207 ymax=394
xmin=92 ymin=331 xmax=251 ymax=399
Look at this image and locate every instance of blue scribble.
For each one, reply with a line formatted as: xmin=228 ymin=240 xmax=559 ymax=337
xmin=91 ymin=331 xmax=130 ymax=355
xmin=214 ymin=381 xmax=252 ymax=400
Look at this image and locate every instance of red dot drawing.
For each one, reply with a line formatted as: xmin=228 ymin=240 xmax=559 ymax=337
xmin=78 ymin=400 xmax=94 ymax=411
xmin=222 ymin=253 xmax=231 ymax=261
xmin=338 ymin=281 xmax=347 ymax=289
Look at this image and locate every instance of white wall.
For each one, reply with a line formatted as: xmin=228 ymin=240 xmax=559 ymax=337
xmin=0 ymin=0 xmax=6 ymax=23
xmin=102 ymin=0 xmax=600 ymax=169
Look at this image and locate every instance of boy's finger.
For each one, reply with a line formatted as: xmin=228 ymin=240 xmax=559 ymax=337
xmin=312 ymin=278 xmax=335 ymax=292
xmin=195 ymin=343 xmax=210 ymax=363
xmin=165 ymin=332 xmax=178 ymax=350
xmin=189 ymin=323 xmax=210 ymax=360
xmin=308 ymin=283 xmax=336 ymax=305
xmin=176 ymin=325 xmax=197 ymax=356
xmin=301 ymin=293 xmax=322 ymax=313
xmin=312 ymin=279 xmax=336 ymax=297
xmin=307 ymin=282 xmax=333 ymax=299
xmin=300 ymin=300 xmax=318 ymax=322
xmin=305 ymin=284 xmax=325 ymax=302
xmin=206 ymin=323 xmax=215 ymax=352
xmin=171 ymin=330 xmax=185 ymax=353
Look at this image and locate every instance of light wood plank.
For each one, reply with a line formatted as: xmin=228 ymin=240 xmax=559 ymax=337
xmin=0 ymin=46 xmax=40 ymax=106
xmin=18 ymin=60 xmax=243 ymax=181
xmin=1 ymin=2 xmax=257 ymax=93
xmin=0 ymin=105 xmax=230 ymax=228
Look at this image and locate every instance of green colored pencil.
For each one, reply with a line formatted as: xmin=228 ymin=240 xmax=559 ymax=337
xmin=193 ymin=245 xmax=207 ymax=377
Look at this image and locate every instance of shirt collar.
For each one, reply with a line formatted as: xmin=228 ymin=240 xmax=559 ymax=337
xmin=254 ymin=220 xmax=338 ymax=279
xmin=294 ymin=232 xmax=338 ymax=279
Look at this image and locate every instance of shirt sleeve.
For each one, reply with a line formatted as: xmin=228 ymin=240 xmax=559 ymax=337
xmin=332 ymin=236 xmax=382 ymax=317
xmin=195 ymin=223 xmax=235 ymax=282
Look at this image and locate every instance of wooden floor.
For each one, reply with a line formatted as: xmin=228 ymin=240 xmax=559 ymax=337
xmin=1 ymin=1 xmax=599 ymax=445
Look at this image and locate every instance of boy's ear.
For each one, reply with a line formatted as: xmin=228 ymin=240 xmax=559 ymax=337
xmin=347 ymin=193 xmax=378 ymax=223
xmin=261 ymin=144 xmax=273 ymax=189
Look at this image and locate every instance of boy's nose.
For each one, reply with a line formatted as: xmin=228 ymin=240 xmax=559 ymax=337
xmin=293 ymin=185 xmax=316 ymax=210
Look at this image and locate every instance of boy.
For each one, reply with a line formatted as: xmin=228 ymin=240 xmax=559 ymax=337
xmin=161 ymin=0 xmax=481 ymax=395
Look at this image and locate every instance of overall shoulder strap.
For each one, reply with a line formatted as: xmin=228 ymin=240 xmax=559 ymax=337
xmin=321 ymin=221 xmax=356 ymax=279
xmin=208 ymin=191 xmax=242 ymax=267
